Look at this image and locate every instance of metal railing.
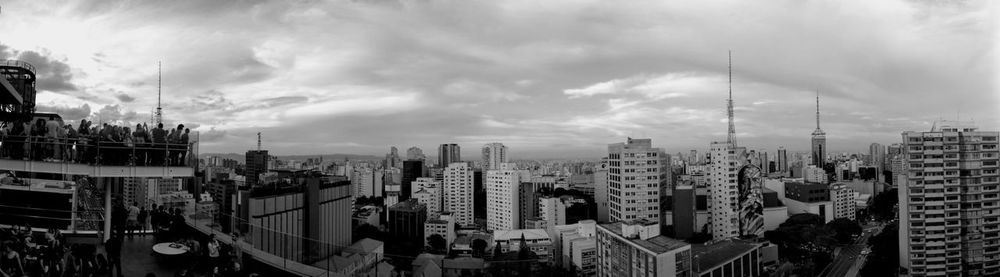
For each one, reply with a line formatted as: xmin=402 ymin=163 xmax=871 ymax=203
xmin=0 ymin=135 xmax=197 ymax=167
xmin=0 ymin=60 xmax=36 ymax=74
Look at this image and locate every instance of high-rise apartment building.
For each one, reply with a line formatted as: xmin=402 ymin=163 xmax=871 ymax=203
xmin=898 ymin=121 xmax=999 ymax=277
xmin=245 ymin=150 xmax=269 ymax=188
xmin=811 ymin=93 xmax=827 ymax=168
xmin=606 ymin=138 xmax=667 ymax=225
xmin=830 ymin=184 xmax=856 ymax=220
xmin=385 ymin=146 xmax=402 ymax=169
xmin=443 ymin=162 xmax=475 ymax=227
xmin=482 ymin=143 xmax=508 ymax=171
xmin=486 ymin=163 xmax=522 ymax=231
xmin=438 ymin=144 xmax=461 ymax=168
xmin=869 ymin=143 xmax=885 ymax=168
xmin=401 ymin=160 xmax=424 ymax=201
xmin=708 ymin=141 xmax=745 ymax=241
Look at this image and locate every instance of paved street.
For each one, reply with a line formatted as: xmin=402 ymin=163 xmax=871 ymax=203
xmin=822 ymin=225 xmax=882 ymax=277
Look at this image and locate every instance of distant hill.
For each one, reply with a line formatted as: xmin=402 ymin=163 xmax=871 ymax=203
xmin=198 ymin=153 xmax=383 ymax=162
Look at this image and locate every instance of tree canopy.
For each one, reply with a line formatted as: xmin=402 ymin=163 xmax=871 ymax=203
xmin=827 ymin=218 xmax=863 ymax=244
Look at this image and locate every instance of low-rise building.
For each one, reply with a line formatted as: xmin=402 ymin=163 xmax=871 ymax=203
xmin=493 ymin=229 xmax=554 ymax=264
xmin=425 ymin=212 xmax=456 ymax=249
xmin=595 ymin=220 xmax=692 ymax=277
xmin=691 ymin=240 xmax=762 ymax=277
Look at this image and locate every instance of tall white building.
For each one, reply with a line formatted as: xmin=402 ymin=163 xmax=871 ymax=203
xmin=708 ymin=141 xmax=745 ymax=241
xmin=486 ymin=163 xmax=522 ymax=231
xmin=898 ymin=121 xmax=999 ymax=276
xmin=607 ymin=138 xmax=668 ymax=225
xmin=539 ymin=196 xmax=568 ymax=230
xmin=412 ymin=177 xmax=442 ymax=218
xmin=443 ymin=162 xmax=475 ymax=227
xmin=830 ymin=184 xmax=856 ymax=220
xmin=482 ymin=143 xmax=508 ymax=171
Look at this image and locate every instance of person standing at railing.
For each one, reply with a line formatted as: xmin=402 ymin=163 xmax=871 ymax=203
xmin=30 ymin=119 xmax=47 ymax=161
xmin=151 ymin=123 xmax=166 ymax=166
xmin=134 ymin=124 xmax=148 ymax=166
xmin=76 ymin=120 xmax=90 ymax=164
xmin=66 ymin=124 xmax=78 ymax=163
xmin=180 ymin=128 xmax=190 ymax=166
xmin=45 ymin=115 xmax=61 ymax=162
xmin=167 ymin=128 xmax=178 ymax=166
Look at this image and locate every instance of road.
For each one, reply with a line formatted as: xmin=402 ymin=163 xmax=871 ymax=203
xmin=822 ymin=224 xmax=882 ymax=277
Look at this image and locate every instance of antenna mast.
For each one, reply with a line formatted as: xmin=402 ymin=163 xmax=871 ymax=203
xmin=815 ymin=90 xmax=820 ymax=130
xmin=727 ymin=51 xmax=736 ymax=146
xmin=155 ymin=61 xmax=163 ymax=125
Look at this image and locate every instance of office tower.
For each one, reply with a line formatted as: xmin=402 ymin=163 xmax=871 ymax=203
xmin=607 ymin=138 xmax=667 ymax=225
xmin=594 ymin=159 xmax=610 ymax=223
xmin=438 ymin=144 xmax=461 ymax=168
xmin=486 ymin=163 xmax=522 ymax=231
xmin=672 ymin=183 xmax=697 ymax=239
xmin=406 ymin=146 xmax=425 ymax=161
xmin=519 ymin=182 xmax=539 ymax=228
xmin=388 ymin=199 xmax=427 ymax=245
xmin=482 ymin=142 xmax=508 ymax=170
xmin=898 ymin=122 xmax=999 ymax=276
xmin=245 ymin=150 xmax=269 ymax=188
xmin=688 ymin=150 xmax=698 ymax=165
xmin=443 ymin=162 xmax=475 ymax=227
xmin=811 ymin=92 xmax=827 ymax=168
xmin=777 ymin=147 xmax=788 ymax=174
xmin=248 ymin=175 xmax=352 ymax=262
xmin=708 ymin=141 xmax=745 ymax=241
xmin=385 ymin=146 xmax=402 ymax=169
xmin=869 ymin=143 xmax=885 ymax=168
xmin=595 ymin=220 xmax=692 ymax=277
xmin=412 ymin=177 xmax=442 ymax=218
xmin=401 ymin=160 xmax=424 ymax=200
xmin=760 ymin=151 xmax=770 ymax=174
xmin=829 ymin=184 xmax=855 ymax=220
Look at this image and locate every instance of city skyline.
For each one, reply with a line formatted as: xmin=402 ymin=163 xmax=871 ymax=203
xmin=0 ymin=0 xmax=996 ymax=158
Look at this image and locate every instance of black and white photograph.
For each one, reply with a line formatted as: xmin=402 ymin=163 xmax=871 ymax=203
xmin=0 ymin=0 xmax=996 ymax=276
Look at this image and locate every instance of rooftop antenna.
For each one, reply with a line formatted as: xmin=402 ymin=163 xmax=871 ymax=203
xmin=816 ymin=90 xmax=820 ymax=130
xmin=155 ymin=61 xmax=163 ymax=125
xmin=257 ymin=132 xmax=262 ymax=151
xmin=727 ymin=50 xmax=737 ymax=146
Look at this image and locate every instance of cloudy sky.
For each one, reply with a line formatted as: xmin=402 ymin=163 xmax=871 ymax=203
xmin=0 ymin=0 xmax=996 ymax=159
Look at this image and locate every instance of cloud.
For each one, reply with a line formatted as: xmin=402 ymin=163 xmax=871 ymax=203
xmin=0 ymin=0 xmax=994 ymax=157
xmin=0 ymin=44 xmax=79 ymax=92
xmin=35 ymin=103 xmax=92 ymax=122
xmin=116 ymin=94 xmax=136 ymax=102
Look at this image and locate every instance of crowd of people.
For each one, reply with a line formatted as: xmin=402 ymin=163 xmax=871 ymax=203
xmin=106 ymin=199 xmax=256 ymax=277
xmin=0 ymin=117 xmax=193 ymax=167
xmin=0 ymin=225 xmax=108 ymax=277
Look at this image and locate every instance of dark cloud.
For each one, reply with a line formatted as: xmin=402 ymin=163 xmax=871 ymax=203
xmin=116 ymin=94 xmax=136 ymax=102
xmin=13 ymin=50 xmax=78 ymax=92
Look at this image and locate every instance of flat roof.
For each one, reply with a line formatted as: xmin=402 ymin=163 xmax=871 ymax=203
xmin=599 ymin=222 xmax=688 ymax=254
xmin=691 ymin=240 xmax=760 ymax=271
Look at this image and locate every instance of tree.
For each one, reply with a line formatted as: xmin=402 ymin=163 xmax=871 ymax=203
xmin=471 ymin=239 xmax=488 ymax=258
xmin=764 ymin=213 xmax=837 ymax=276
xmin=870 ymin=189 xmax=898 ymax=222
xmin=427 ymin=234 xmax=447 ymax=254
xmin=827 ymin=218 xmax=863 ymax=244
xmin=861 ymin=223 xmax=899 ymax=277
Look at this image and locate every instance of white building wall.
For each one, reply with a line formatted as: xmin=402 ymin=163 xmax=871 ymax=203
xmin=708 ymin=142 xmax=742 ymax=241
xmin=486 ymin=163 xmax=521 ymax=231
xmin=443 ymin=163 xmax=474 ymax=227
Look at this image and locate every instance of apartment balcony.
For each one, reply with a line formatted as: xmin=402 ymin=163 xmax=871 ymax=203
xmin=0 ymin=136 xmax=196 ymax=178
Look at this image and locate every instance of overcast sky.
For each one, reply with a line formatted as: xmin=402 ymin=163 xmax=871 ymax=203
xmin=0 ymin=0 xmax=996 ymax=159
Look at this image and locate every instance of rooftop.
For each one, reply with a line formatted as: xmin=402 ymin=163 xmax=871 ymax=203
xmin=599 ymin=222 xmax=689 ymax=254
xmin=493 ymin=229 xmax=550 ymax=241
xmin=691 ymin=240 xmax=760 ymax=272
